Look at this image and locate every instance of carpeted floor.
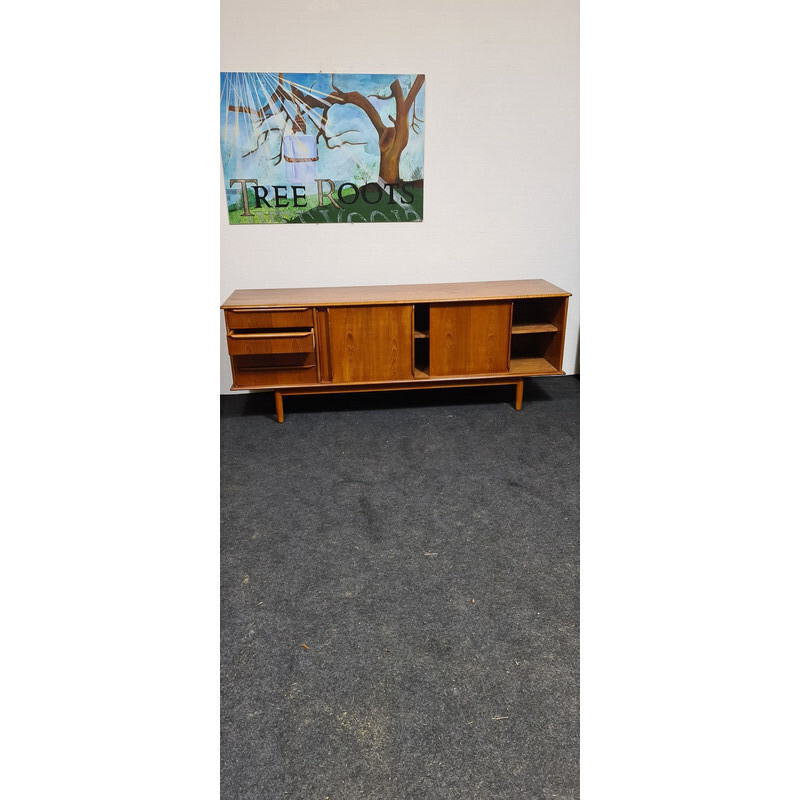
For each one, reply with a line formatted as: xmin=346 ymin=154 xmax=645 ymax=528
xmin=221 ymin=376 xmax=579 ymax=799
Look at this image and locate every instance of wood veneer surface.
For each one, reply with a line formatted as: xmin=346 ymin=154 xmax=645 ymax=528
xmin=221 ymin=279 xmax=570 ymax=309
xmin=327 ymin=305 xmax=414 ymax=382
xmin=429 ymin=301 xmax=512 ymax=377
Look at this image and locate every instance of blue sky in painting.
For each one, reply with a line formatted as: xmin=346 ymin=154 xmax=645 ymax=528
xmin=219 ymin=72 xmax=425 ymax=199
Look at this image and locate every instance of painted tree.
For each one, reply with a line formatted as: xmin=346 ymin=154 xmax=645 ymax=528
xmin=226 ymin=73 xmax=425 ymax=185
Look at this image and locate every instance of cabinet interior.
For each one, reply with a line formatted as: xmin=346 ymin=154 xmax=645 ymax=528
xmin=509 ymin=298 xmax=567 ymax=374
xmin=413 ymin=303 xmax=430 ymax=377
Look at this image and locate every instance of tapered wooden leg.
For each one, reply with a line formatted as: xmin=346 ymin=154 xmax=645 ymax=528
xmin=274 ymin=391 xmax=284 ymax=423
xmin=515 ymin=380 xmax=524 ymax=410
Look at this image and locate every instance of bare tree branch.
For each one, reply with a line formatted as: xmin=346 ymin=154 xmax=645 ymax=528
xmin=410 ymin=103 xmax=424 ymax=134
xmin=403 ymin=74 xmax=426 ymax=112
xmin=330 ymin=75 xmax=387 ymax=137
xmin=318 ymin=131 xmax=367 ymax=150
xmin=240 ymin=126 xmax=284 ymax=159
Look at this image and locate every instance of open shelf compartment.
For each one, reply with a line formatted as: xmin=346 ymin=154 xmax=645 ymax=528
xmin=511 ymin=297 xmax=565 ymax=330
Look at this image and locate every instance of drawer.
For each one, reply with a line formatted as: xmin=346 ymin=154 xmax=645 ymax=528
xmin=227 ymin=331 xmax=315 ymax=355
xmin=226 ymin=307 xmax=313 ymax=331
xmin=232 ymin=363 xmax=318 ymax=388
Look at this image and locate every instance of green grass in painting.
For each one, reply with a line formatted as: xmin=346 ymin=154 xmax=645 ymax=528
xmin=289 ymin=184 xmax=423 ymax=224
xmin=227 ymin=183 xmax=423 ymax=224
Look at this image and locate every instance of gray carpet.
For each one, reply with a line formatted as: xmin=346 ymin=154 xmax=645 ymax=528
xmin=221 ymin=376 xmax=579 ymax=799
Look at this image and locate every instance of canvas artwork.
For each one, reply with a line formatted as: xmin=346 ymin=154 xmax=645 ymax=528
xmin=220 ymin=72 xmax=425 ymax=224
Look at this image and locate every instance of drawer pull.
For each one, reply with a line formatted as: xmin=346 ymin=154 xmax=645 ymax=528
xmin=229 ymin=331 xmax=313 ymax=339
xmin=238 ymin=362 xmax=316 ymax=371
xmin=229 ymin=307 xmax=310 ymax=313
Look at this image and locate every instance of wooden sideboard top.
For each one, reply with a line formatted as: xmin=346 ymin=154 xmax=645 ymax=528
xmin=221 ymin=279 xmax=570 ymax=309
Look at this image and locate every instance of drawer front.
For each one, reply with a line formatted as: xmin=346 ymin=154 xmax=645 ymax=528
xmin=232 ymin=364 xmax=318 ymax=388
xmin=227 ymin=331 xmax=315 ymax=355
xmin=226 ymin=307 xmax=313 ymax=331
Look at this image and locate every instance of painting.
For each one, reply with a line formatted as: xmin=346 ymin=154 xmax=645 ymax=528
xmin=220 ymin=72 xmax=425 ymax=224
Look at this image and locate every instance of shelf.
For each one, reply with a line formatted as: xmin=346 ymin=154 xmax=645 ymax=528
xmin=509 ymin=357 xmax=561 ymax=375
xmin=414 ymin=330 xmax=430 ymax=339
xmin=512 ymin=323 xmax=558 ymax=334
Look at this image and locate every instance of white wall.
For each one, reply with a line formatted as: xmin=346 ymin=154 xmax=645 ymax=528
xmin=220 ymin=0 xmax=579 ymax=392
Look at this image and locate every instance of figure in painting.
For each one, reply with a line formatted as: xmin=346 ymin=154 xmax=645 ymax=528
xmin=283 ymin=113 xmax=318 ymax=185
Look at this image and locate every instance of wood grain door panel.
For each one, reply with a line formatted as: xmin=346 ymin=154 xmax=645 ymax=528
xmin=327 ymin=305 xmax=414 ymax=382
xmin=429 ymin=301 xmax=511 ymax=376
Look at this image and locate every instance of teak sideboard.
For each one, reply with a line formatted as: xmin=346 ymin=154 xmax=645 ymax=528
xmin=221 ymin=279 xmax=571 ymax=422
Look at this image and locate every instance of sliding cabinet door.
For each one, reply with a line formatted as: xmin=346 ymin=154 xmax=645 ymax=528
xmin=326 ymin=305 xmax=414 ymax=382
xmin=429 ymin=301 xmax=511 ymax=376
